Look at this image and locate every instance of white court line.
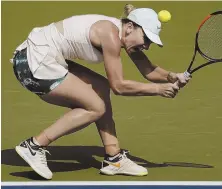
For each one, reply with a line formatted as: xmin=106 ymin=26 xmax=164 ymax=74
xmin=1 ymin=181 xmax=222 ymax=186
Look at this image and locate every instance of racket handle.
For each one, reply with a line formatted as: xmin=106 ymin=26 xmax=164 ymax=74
xmin=184 ymin=70 xmax=191 ymax=79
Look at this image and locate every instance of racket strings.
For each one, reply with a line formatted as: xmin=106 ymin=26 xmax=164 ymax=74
xmin=198 ymin=14 xmax=222 ymax=60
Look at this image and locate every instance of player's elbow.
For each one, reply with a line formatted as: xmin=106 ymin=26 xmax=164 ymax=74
xmin=112 ymin=89 xmax=122 ymax=96
xmin=110 ymin=81 xmax=124 ymax=95
xmin=111 ymin=86 xmax=123 ymax=95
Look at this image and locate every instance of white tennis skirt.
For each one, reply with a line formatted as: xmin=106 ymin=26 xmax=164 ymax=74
xmin=12 ymin=23 xmax=68 ymax=80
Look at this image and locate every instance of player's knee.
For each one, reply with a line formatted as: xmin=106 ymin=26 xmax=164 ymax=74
xmin=90 ymin=100 xmax=106 ymax=121
xmin=95 ymin=101 xmax=106 ymax=118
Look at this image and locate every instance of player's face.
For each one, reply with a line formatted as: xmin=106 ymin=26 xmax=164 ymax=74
xmin=123 ymin=24 xmax=152 ymax=53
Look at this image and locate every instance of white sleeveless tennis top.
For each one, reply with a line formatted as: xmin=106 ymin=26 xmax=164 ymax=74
xmin=12 ymin=14 xmax=122 ymax=79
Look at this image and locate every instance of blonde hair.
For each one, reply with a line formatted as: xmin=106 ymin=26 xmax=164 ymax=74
xmin=121 ymin=4 xmax=136 ymax=19
xmin=121 ymin=4 xmax=140 ymax=28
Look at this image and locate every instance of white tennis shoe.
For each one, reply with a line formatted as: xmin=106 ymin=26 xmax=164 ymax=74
xmin=100 ymin=150 xmax=148 ymax=176
xmin=15 ymin=137 xmax=52 ymax=180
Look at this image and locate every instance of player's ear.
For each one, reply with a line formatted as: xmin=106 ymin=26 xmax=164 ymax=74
xmin=126 ymin=22 xmax=134 ymax=35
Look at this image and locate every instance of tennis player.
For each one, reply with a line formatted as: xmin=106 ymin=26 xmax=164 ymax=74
xmin=11 ymin=4 xmax=190 ymax=179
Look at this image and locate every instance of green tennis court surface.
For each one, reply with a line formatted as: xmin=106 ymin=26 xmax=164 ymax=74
xmin=2 ymin=1 xmax=222 ymax=181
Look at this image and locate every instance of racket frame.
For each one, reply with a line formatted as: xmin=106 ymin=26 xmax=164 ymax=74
xmin=185 ymin=11 xmax=222 ymax=76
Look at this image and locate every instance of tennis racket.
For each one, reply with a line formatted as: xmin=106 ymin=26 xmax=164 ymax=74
xmin=181 ymin=11 xmax=222 ymax=79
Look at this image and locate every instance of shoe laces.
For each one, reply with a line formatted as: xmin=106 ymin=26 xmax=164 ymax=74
xmin=120 ymin=150 xmax=129 ymax=159
xmin=37 ymin=147 xmax=51 ymax=166
xmin=120 ymin=150 xmax=139 ymax=167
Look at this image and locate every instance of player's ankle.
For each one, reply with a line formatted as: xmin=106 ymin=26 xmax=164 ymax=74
xmin=104 ymin=145 xmax=120 ymax=156
xmin=32 ymin=137 xmax=41 ymax=146
xmin=105 ymin=151 xmax=122 ymax=162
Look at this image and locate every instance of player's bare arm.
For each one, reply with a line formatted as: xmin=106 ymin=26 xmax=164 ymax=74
xmin=130 ymin=51 xmax=192 ymax=86
xmin=129 ymin=51 xmax=175 ymax=83
xmin=96 ymin=21 xmax=178 ymax=97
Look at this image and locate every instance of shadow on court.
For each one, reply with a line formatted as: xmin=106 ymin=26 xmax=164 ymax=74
xmin=1 ymin=146 xmax=214 ymax=180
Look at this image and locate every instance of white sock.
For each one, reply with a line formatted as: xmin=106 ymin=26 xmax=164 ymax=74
xmin=32 ymin=137 xmax=40 ymax=146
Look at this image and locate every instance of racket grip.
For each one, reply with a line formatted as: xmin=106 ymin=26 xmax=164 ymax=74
xmin=184 ymin=70 xmax=191 ymax=79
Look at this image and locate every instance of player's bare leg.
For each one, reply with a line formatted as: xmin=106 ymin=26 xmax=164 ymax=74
xmin=16 ymin=71 xmax=106 ymax=179
xmin=67 ymin=61 xmax=148 ymax=176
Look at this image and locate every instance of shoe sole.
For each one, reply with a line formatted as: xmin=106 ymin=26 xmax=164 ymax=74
xmin=100 ymin=170 xmax=148 ymax=176
xmin=15 ymin=146 xmax=52 ymax=180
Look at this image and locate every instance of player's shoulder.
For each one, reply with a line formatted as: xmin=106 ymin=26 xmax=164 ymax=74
xmin=90 ymin=16 xmax=121 ymax=50
xmin=93 ymin=19 xmax=120 ymax=36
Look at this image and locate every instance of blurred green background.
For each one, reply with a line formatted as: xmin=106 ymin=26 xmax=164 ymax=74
xmin=2 ymin=1 xmax=222 ymax=181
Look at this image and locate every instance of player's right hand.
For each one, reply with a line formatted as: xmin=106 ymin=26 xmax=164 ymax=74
xmin=157 ymin=83 xmax=179 ymax=98
xmin=176 ymin=73 xmax=191 ymax=88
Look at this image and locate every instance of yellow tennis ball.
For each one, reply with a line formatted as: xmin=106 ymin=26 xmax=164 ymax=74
xmin=158 ymin=10 xmax=171 ymax=23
